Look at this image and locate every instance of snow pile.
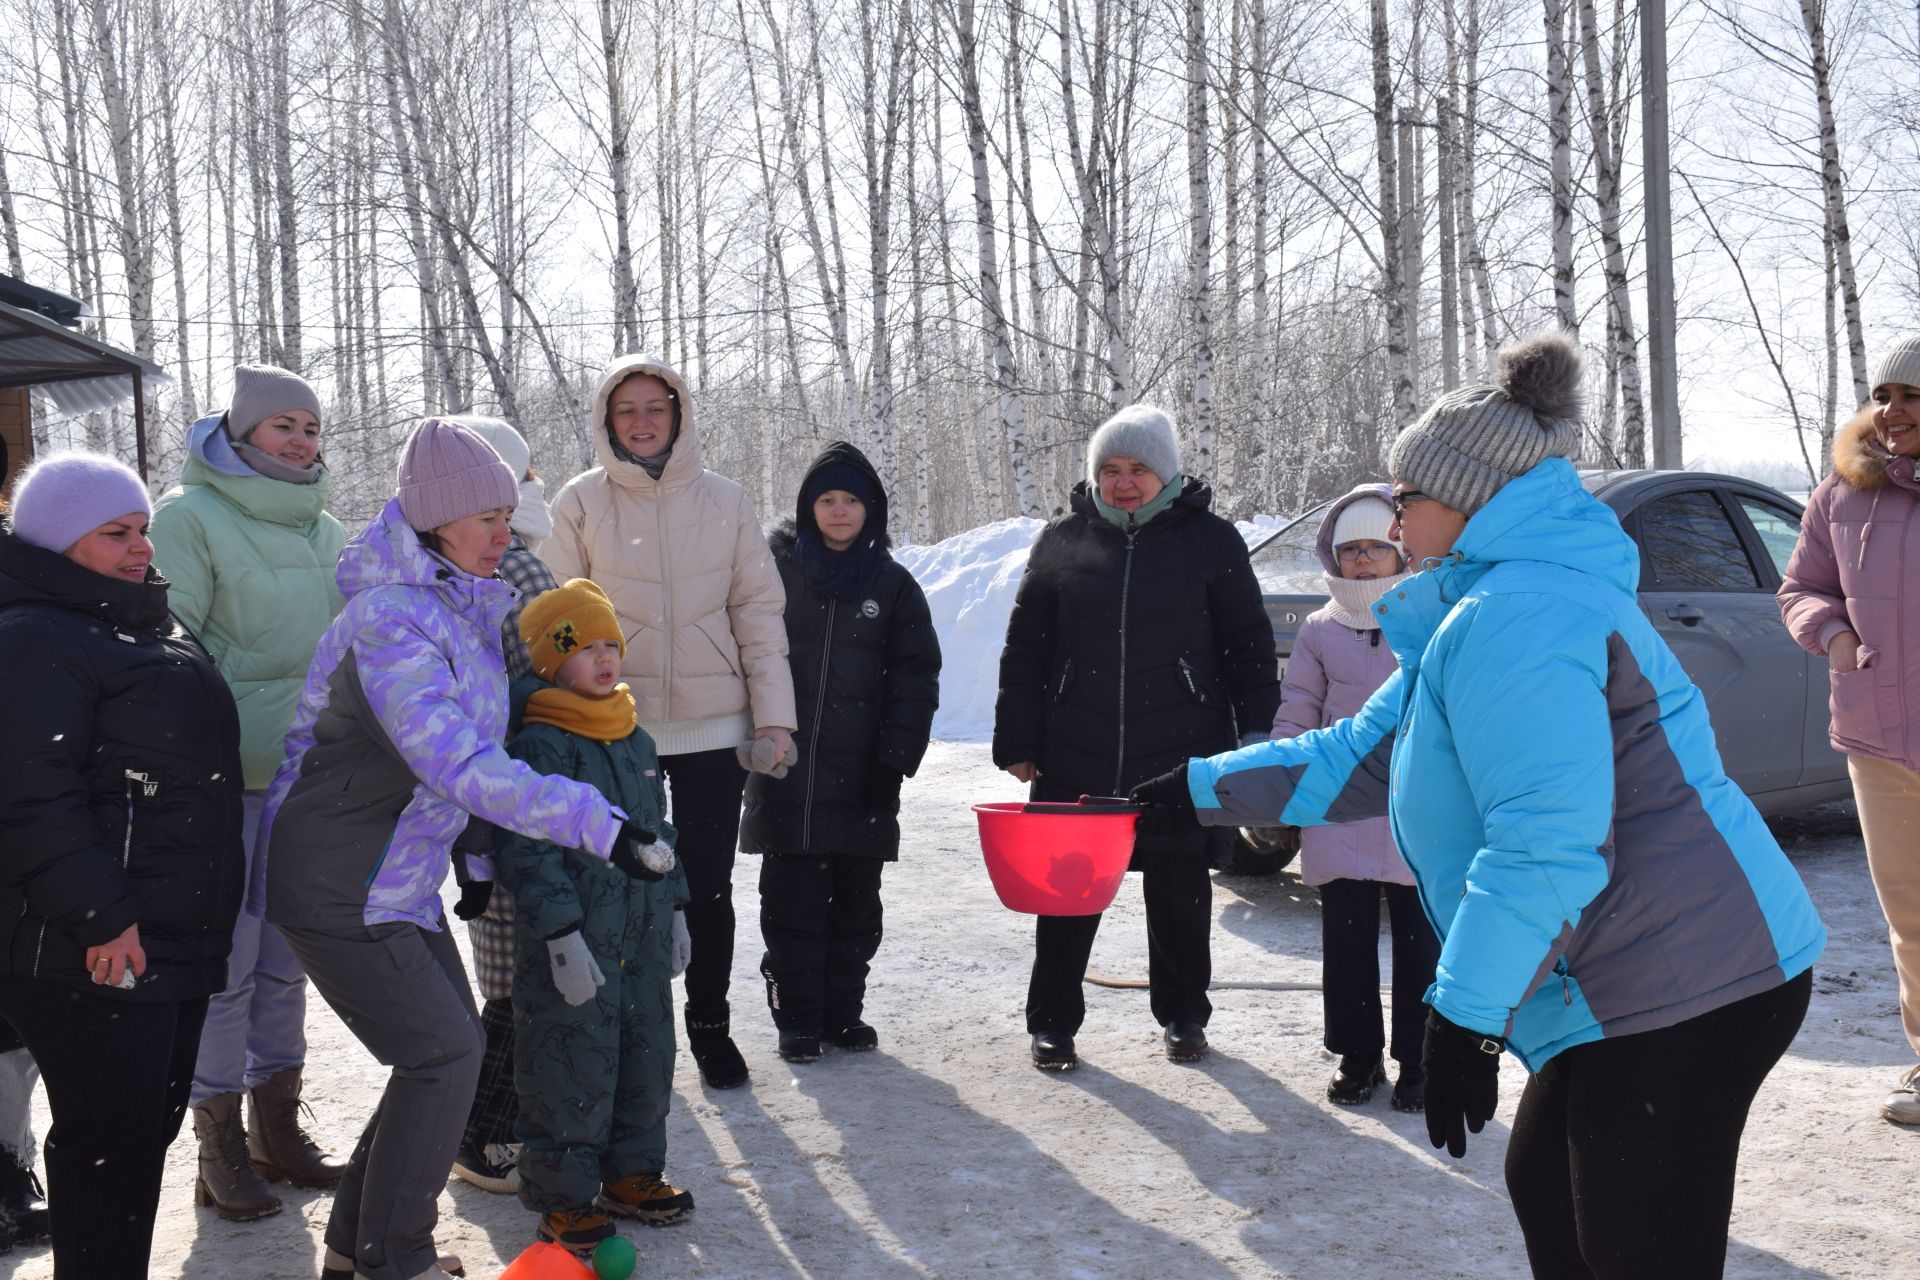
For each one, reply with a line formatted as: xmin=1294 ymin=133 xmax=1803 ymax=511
xmin=893 ymin=517 xmax=1043 ymax=742
xmin=1236 ymin=512 xmax=1287 ymax=546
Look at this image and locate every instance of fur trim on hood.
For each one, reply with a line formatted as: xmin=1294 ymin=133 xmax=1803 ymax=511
xmin=1833 ymin=405 xmax=1894 ymax=489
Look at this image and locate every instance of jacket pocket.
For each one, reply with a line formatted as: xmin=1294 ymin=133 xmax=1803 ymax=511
xmin=692 ymin=611 xmax=745 ymax=679
xmin=1050 ymin=658 xmax=1077 ymax=703
xmin=1829 ymin=666 xmax=1886 ymax=752
xmin=1176 ymin=657 xmax=1215 ymax=707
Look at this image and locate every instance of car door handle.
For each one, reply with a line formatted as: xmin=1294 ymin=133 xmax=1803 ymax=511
xmin=1665 ymin=604 xmax=1705 ymax=626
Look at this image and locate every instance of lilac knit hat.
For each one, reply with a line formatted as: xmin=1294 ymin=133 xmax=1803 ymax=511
xmin=396 ymin=417 xmax=517 ymax=532
xmin=7 ymin=450 xmax=151 ymax=553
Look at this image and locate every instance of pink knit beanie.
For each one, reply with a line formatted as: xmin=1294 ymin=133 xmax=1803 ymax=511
xmin=396 ymin=417 xmax=517 ymax=532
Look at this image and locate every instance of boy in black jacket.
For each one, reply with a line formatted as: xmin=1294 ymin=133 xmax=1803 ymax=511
xmin=738 ymin=442 xmax=941 ymax=1062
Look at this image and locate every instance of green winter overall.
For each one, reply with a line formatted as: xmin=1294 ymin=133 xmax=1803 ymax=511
xmin=494 ymin=690 xmax=689 ymax=1213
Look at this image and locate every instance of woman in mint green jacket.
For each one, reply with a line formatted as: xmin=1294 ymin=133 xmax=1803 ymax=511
xmin=148 ymin=365 xmax=349 ymax=1223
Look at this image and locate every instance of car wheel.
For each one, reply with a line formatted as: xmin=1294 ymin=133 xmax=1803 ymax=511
xmin=1223 ymin=826 xmax=1300 ymax=876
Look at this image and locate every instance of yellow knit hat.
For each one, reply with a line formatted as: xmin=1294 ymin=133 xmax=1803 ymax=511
xmin=519 ymin=579 xmax=625 ymax=682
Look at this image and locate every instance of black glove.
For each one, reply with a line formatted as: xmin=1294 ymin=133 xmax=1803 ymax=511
xmin=452 ymin=878 xmax=493 ymax=921
xmin=867 ymin=762 xmax=904 ymax=814
xmin=1127 ymin=764 xmax=1199 ymax=838
xmin=610 ymin=818 xmax=666 ymax=882
xmin=1422 ymin=1008 xmax=1505 ymax=1158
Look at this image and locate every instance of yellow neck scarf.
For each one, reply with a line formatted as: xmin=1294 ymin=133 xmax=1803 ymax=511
xmin=522 ymin=682 xmax=639 ymax=742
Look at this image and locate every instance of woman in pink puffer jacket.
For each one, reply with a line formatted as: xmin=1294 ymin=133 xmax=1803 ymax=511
xmin=1271 ymin=484 xmax=1441 ymax=1113
xmin=1779 ymin=334 xmax=1920 ymax=1126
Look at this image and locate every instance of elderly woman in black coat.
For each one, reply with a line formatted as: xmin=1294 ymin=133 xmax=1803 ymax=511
xmin=0 ymin=451 xmax=245 ymax=1278
xmin=994 ymin=407 xmax=1279 ymax=1072
xmin=739 ymin=442 xmax=941 ymax=1063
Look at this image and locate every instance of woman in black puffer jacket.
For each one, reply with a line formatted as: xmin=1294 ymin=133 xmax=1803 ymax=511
xmin=740 ymin=442 xmax=940 ymax=1061
xmin=0 ymin=452 xmax=244 ymax=1279
xmin=993 ymin=407 xmax=1278 ymax=1071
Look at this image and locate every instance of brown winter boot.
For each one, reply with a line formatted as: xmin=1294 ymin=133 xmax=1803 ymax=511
xmin=192 ymin=1093 xmax=282 ymax=1221
xmin=247 ymin=1067 xmax=348 ymax=1188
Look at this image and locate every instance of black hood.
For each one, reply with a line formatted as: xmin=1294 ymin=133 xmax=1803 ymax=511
xmin=795 ymin=440 xmax=890 ymax=547
xmin=0 ymin=522 xmax=171 ymax=632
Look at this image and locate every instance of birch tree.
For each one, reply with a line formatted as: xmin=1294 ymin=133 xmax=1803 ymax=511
xmin=1187 ymin=0 xmax=1214 ymax=472
xmin=1371 ymin=0 xmax=1415 ymax=425
xmin=1800 ymin=0 xmax=1869 ymax=403
xmin=949 ymin=0 xmax=1037 ymax=516
xmin=1575 ymin=0 xmax=1644 ymax=463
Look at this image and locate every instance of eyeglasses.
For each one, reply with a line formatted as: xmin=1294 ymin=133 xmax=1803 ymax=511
xmin=1391 ymin=491 xmax=1430 ymax=519
xmin=1335 ymin=543 xmax=1399 ymax=564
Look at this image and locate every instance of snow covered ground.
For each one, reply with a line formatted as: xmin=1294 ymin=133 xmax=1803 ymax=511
xmin=1 ymin=747 xmax=1909 ymax=1279
xmin=5 ymin=518 xmax=1906 ymax=1278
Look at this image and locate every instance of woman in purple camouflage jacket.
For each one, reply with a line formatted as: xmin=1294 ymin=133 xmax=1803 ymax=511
xmin=256 ymin=419 xmax=651 ymax=1280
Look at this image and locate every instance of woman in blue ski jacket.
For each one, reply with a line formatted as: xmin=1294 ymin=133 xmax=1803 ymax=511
xmin=1130 ymin=332 xmax=1824 ymax=1280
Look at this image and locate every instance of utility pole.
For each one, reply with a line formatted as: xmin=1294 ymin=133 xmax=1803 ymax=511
xmin=1642 ymin=0 xmax=1682 ymax=467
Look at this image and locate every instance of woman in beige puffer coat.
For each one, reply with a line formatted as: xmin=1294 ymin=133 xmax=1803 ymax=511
xmin=546 ymin=355 xmax=795 ymax=1089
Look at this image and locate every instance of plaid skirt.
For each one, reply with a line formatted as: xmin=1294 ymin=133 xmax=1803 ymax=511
xmin=467 ymin=893 xmax=516 ymax=1002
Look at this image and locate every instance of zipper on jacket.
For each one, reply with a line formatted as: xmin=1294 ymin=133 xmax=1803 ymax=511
xmin=656 ymin=496 xmax=674 ymax=721
xmin=1177 ymin=657 xmax=1206 ymax=704
xmin=802 ymin=598 xmax=838 ymax=850
xmin=30 ymin=920 xmax=45 ymax=979
xmin=1055 ymin=658 xmax=1075 ymax=701
xmin=1554 ymin=958 xmax=1573 ymax=1007
xmin=1113 ymin=530 xmax=1139 ymax=794
xmin=122 ymin=771 xmax=155 ymax=869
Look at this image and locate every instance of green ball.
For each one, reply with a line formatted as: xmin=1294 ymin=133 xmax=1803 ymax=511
xmin=591 ymin=1235 xmax=637 ymax=1280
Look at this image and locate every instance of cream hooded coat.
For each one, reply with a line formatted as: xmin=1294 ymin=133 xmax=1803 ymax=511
xmin=546 ymin=356 xmax=795 ymax=755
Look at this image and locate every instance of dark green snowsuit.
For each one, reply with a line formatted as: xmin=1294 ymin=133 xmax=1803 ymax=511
xmin=494 ymin=684 xmax=689 ymax=1214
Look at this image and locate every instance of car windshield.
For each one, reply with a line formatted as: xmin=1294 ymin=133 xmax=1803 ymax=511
xmin=1249 ymin=501 xmax=1331 ymax=595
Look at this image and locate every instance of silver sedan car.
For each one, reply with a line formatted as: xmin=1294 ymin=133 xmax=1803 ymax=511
xmin=1232 ymin=469 xmax=1849 ymax=873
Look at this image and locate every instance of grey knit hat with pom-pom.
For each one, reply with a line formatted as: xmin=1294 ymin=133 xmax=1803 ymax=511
xmin=1388 ymin=331 xmax=1585 ymax=517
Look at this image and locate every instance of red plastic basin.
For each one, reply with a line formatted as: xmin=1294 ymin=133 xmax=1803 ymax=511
xmin=973 ymin=802 xmax=1139 ymax=916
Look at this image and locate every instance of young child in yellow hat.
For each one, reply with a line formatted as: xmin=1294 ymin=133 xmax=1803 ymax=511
xmin=495 ymin=578 xmax=694 ymax=1255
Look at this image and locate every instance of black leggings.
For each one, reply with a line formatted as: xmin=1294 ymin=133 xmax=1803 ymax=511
xmin=661 ymin=747 xmax=748 ymax=1024
xmin=1505 ymin=970 xmax=1812 ymax=1279
xmin=0 ymin=977 xmax=208 ymax=1280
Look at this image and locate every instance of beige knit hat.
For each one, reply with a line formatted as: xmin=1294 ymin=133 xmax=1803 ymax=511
xmin=1387 ymin=331 xmax=1585 ymax=517
xmin=1871 ymin=336 xmax=1920 ymax=395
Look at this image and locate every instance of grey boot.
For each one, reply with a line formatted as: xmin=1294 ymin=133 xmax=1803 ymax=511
xmin=192 ymin=1093 xmax=282 ymax=1222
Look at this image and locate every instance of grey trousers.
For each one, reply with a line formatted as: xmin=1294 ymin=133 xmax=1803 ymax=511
xmin=0 ymin=1047 xmax=38 ymax=1167
xmin=280 ymin=920 xmax=481 ymax=1280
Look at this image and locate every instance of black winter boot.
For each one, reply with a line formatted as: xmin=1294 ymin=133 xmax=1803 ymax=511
xmin=685 ymin=1010 xmax=749 ymax=1089
xmin=0 ymin=1150 xmax=46 ymax=1249
xmin=778 ymin=1032 xmax=822 ymax=1064
xmin=1326 ymin=1054 xmax=1388 ymax=1106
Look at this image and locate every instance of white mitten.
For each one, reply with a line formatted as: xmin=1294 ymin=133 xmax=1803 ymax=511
xmin=639 ymin=839 xmax=677 ymax=876
xmin=670 ymin=911 xmax=692 ymax=978
xmin=547 ymin=928 xmax=606 ymax=1007
xmin=736 ymin=737 xmax=800 ymax=779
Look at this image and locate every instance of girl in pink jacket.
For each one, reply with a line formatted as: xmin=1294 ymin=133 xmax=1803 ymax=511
xmin=1271 ymin=485 xmax=1440 ymax=1112
xmin=1779 ymin=335 xmax=1920 ymax=1125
